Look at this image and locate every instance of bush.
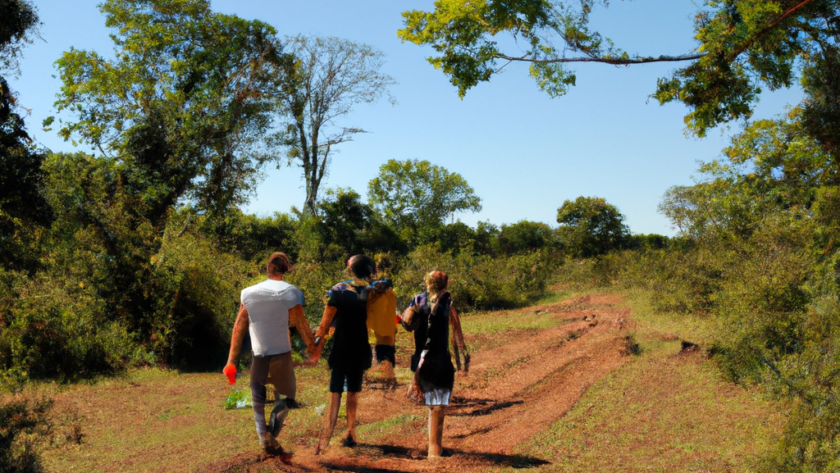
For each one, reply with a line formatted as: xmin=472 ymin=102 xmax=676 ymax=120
xmin=0 ymin=269 xmax=136 ymax=383
xmin=0 ymin=396 xmax=52 ymax=473
xmin=393 ymin=244 xmax=561 ymax=310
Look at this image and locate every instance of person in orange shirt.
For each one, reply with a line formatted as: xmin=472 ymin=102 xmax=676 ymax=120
xmin=366 ymin=257 xmax=398 ymax=380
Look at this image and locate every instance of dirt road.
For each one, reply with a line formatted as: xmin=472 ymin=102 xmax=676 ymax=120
xmin=208 ymin=293 xmax=635 ymax=472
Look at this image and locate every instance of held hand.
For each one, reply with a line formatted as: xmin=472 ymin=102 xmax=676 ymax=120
xmin=223 ymin=363 xmax=237 ymax=385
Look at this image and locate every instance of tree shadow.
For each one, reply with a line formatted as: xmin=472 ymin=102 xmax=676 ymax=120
xmin=333 ymin=443 xmax=550 ymax=470
xmin=447 ymin=396 xmax=524 ymax=417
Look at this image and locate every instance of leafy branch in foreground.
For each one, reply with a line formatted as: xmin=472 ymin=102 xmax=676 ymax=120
xmin=399 ymin=0 xmax=829 ymax=136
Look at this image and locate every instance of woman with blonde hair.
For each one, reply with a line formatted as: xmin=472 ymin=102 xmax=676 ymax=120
xmin=402 ymin=270 xmax=469 ymax=458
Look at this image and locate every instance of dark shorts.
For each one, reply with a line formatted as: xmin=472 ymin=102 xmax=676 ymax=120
xmin=329 ymin=364 xmax=366 ymax=393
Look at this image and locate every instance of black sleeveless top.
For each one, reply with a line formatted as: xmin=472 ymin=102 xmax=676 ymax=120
xmin=408 ymin=292 xmax=455 ymax=391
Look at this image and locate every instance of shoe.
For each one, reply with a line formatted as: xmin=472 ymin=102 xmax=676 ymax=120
xmin=284 ymin=398 xmax=301 ymax=409
xmin=259 ymin=432 xmax=283 ymax=454
xmin=269 ymin=400 xmax=290 ymax=438
xmin=342 ymin=436 xmax=357 ymax=447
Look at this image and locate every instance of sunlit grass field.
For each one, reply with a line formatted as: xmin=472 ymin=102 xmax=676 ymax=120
xmin=9 ymin=286 xmax=786 ymax=472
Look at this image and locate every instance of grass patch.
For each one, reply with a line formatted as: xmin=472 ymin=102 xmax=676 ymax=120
xmin=512 ymin=288 xmax=785 ymax=473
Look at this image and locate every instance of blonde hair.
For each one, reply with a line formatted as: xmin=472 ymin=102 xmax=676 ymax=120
xmin=424 ymin=270 xmax=448 ymax=296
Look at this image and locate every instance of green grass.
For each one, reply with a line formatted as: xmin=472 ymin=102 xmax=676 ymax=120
xmin=8 ymin=285 xmax=787 ymax=472
xmin=511 ymin=288 xmax=785 ymax=472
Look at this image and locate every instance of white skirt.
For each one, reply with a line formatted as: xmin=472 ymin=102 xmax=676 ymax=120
xmin=424 ymin=388 xmax=451 ymax=406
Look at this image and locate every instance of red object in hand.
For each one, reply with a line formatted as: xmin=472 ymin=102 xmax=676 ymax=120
xmin=395 ymin=315 xmax=402 ymax=325
xmin=223 ymin=364 xmax=237 ymax=385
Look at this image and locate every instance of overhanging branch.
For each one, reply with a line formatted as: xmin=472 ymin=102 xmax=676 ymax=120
xmin=491 ymin=53 xmax=703 ymax=65
xmin=490 ymin=0 xmax=819 ymax=67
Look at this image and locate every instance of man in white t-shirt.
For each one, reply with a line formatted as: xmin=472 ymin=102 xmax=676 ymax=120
xmin=224 ymin=252 xmax=317 ymax=455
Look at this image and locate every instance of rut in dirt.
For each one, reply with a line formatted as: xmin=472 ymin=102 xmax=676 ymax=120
xmin=210 ymin=293 xmax=636 ymax=473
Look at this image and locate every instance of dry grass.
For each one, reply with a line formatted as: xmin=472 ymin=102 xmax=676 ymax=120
xmin=514 ymin=290 xmax=785 ymax=472
xmin=12 ymin=287 xmax=786 ymax=472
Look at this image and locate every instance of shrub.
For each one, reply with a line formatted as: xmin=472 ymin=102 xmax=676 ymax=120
xmin=393 ymin=244 xmax=560 ymax=310
xmin=0 ymin=269 xmax=135 ymax=383
xmin=0 ymin=396 xmax=52 ymax=473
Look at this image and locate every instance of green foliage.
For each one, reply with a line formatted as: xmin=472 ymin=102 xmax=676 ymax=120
xmin=400 ymin=0 xmax=835 ymax=138
xmin=0 ymin=268 xmax=136 ymax=383
xmin=0 ymin=79 xmax=50 ymax=272
xmin=218 ymin=210 xmax=299 ymax=263
xmin=0 ymin=0 xmax=40 ymax=77
xmin=0 ymin=396 xmax=51 ymax=473
xmin=368 ymin=159 xmax=482 ymax=245
xmin=495 ymin=220 xmax=559 ymax=255
xmin=652 ymin=0 xmax=829 ymax=136
xmin=398 ymin=0 xmax=617 ymax=98
xmin=556 ymin=196 xmax=629 ymax=257
xmin=314 ymin=188 xmax=403 ymax=257
xmin=394 ymin=243 xmax=560 ymax=310
xmin=55 ymin=0 xmax=288 ymax=223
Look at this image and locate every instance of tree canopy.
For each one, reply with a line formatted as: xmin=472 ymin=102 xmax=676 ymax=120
xmin=55 ymin=0 xmax=290 ymax=224
xmin=556 ymin=196 xmax=628 ymax=257
xmin=368 ymin=158 xmax=482 ymax=244
xmin=0 ymin=0 xmax=40 ymax=77
xmin=399 ymin=0 xmax=836 ymax=136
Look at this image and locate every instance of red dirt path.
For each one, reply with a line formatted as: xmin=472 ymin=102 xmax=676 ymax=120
xmin=206 ymin=294 xmax=634 ymax=473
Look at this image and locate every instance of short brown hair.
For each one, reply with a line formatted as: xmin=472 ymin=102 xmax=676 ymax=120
xmin=266 ymin=252 xmax=291 ymax=275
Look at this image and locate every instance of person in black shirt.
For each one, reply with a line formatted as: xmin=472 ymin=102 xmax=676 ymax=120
xmin=312 ymin=255 xmax=379 ymax=452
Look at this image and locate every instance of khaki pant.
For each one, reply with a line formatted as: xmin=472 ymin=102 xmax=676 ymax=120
xmin=250 ymin=351 xmax=296 ymax=434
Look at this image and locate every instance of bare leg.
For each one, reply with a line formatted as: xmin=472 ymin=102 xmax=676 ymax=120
xmin=344 ymin=392 xmax=359 ymax=445
xmin=315 ymin=392 xmax=342 ymax=455
xmin=428 ymin=406 xmax=445 ymax=458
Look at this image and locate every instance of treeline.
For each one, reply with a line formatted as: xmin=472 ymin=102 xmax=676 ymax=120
xmin=0 ymin=0 xmax=584 ymax=384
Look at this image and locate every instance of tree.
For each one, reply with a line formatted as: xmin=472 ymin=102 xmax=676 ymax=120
xmin=495 ymin=220 xmax=558 ymax=255
xmin=556 ymin=196 xmax=628 ymax=257
xmin=368 ymin=159 xmax=482 ymax=244
xmin=0 ymin=0 xmax=40 ymax=78
xmin=660 ymin=111 xmax=836 ymax=240
xmin=50 ymin=0 xmax=291 ymax=363
xmin=55 ymin=0 xmax=289 ymax=226
xmin=0 ymin=0 xmax=49 ymax=271
xmin=399 ymin=0 xmax=834 ymax=137
xmin=275 ymin=35 xmax=396 ymax=214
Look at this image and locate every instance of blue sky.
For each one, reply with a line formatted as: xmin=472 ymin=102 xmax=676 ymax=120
xmin=10 ymin=0 xmax=804 ymax=235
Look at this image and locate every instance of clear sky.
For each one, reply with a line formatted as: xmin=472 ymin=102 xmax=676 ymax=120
xmin=10 ymin=0 xmax=804 ymax=235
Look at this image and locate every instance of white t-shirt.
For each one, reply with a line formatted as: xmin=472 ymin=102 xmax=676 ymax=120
xmin=240 ymin=279 xmax=304 ymax=357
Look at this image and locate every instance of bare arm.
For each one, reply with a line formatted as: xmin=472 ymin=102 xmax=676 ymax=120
xmin=309 ymin=305 xmax=337 ymax=363
xmin=226 ymin=304 xmax=249 ymax=368
xmin=449 ymin=305 xmax=470 ymax=372
xmin=289 ymin=304 xmax=316 ymax=354
xmin=315 ymin=305 xmax=337 ymax=339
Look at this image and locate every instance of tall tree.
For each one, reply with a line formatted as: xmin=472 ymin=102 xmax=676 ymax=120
xmin=399 ymin=0 xmax=835 ymax=137
xmin=0 ymin=0 xmax=49 ymax=271
xmin=51 ymin=0 xmax=291 ymax=359
xmin=55 ymin=0 xmax=289 ymax=226
xmin=556 ymin=196 xmax=628 ymax=257
xmin=368 ymin=159 xmax=481 ymax=244
xmin=275 ymin=35 xmax=396 ymax=214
